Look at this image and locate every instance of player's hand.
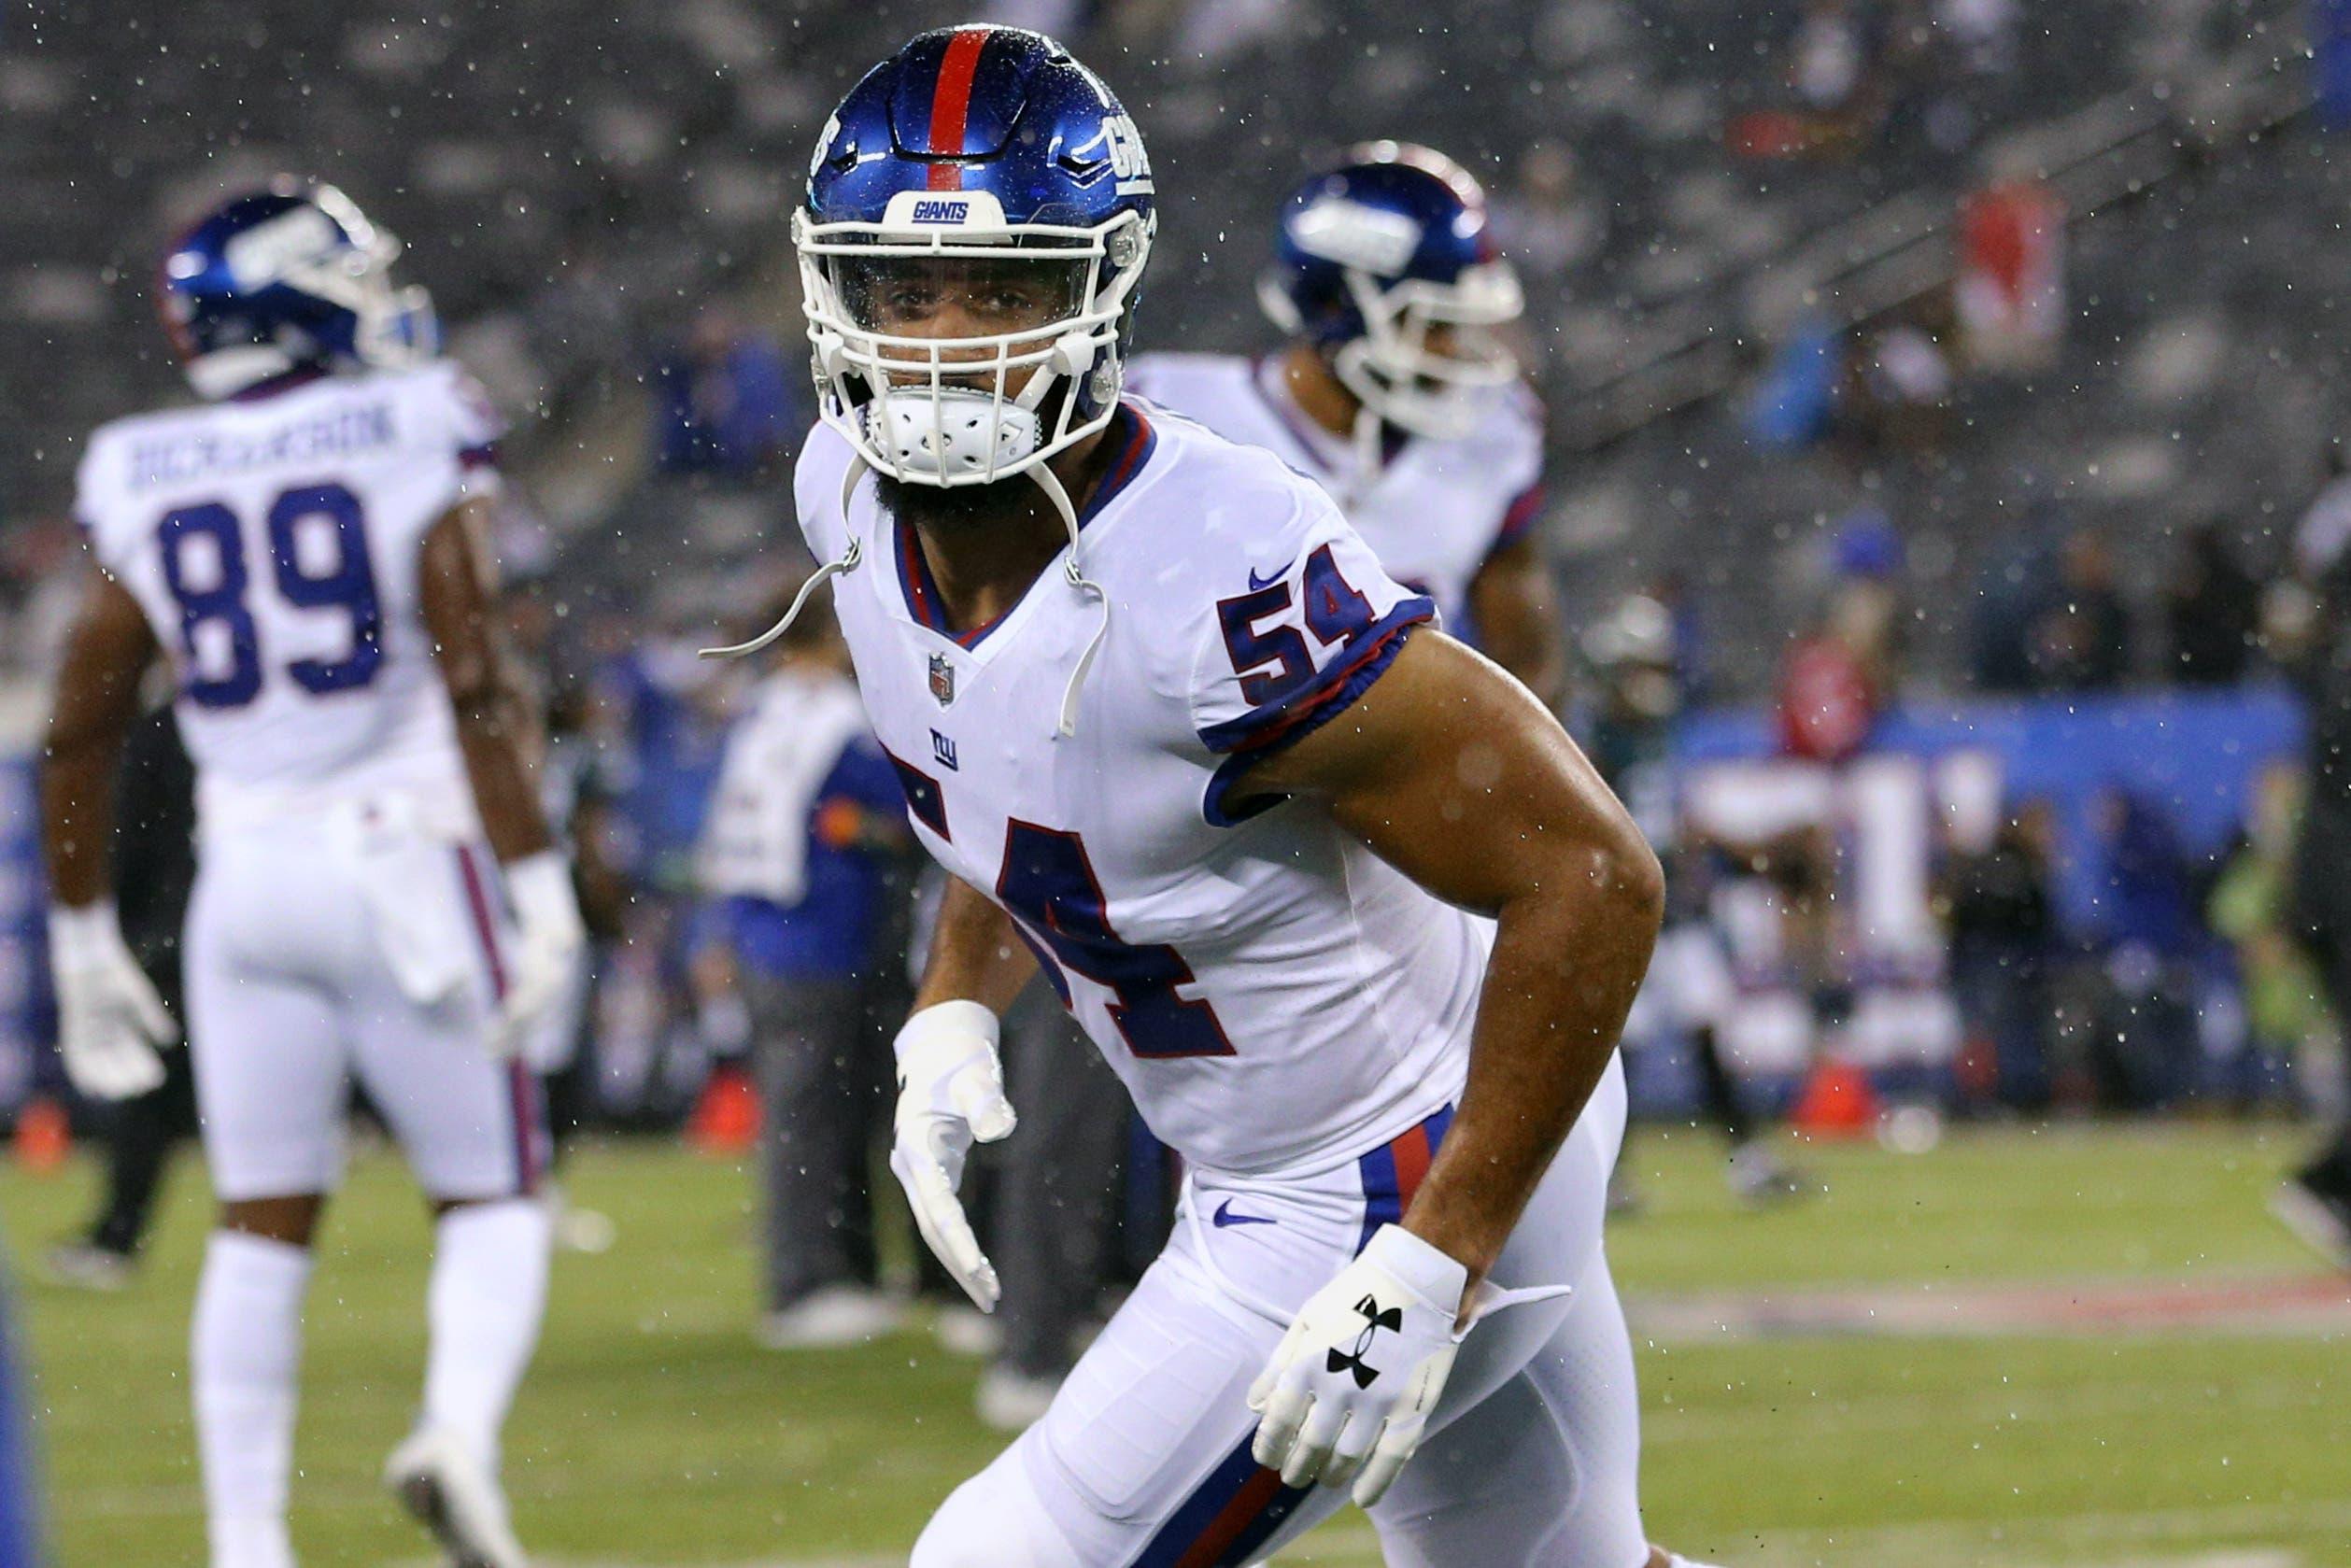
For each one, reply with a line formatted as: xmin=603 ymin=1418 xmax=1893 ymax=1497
xmin=888 ymin=1000 xmax=1015 ymax=1312
xmin=493 ymin=852 xmax=587 ymax=1058
xmin=48 ymin=901 xmax=175 ymax=1101
xmin=1247 ymin=1223 xmax=1468 ymax=1505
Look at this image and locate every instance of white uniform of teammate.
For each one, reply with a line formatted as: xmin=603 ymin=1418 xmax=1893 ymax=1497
xmin=800 ymin=405 xmax=1647 ymax=1567
xmin=74 ymin=362 xmax=547 ymax=1202
xmin=1126 ymin=352 xmax=1545 ymax=638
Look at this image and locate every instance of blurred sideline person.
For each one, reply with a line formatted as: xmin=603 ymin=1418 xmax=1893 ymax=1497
xmin=517 ymin=608 xmax=630 ymax=1252
xmin=1583 ymin=597 xmax=1807 ymax=1207
xmin=42 ymin=183 xmax=581 ymax=1568
xmin=1128 ymin=141 xmax=1564 ymax=707
xmin=43 ymin=705 xmax=200 ymax=1290
xmin=698 ymin=596 xmax=913 ymax=1346
xmin=740 ymin=28 xmax=1721 ymax=1565
xmin=971 ymin=975 xmax=1129 ymax=1431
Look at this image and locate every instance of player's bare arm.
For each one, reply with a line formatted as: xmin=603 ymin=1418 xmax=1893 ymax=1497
xmin=420 ymin=496 xmax=585 ymax=1058
xmin=418 ymin=499 xmax=552 ymax=861
xmin=1239 ymin=629 xmax=1664 ymax=1294
xmin=40 ymin=566 xmax=177 ymax=1101
xmin=914 ymin=873 xmax=1040 ymax=1016
xmin=41 ymin=568 xmax=160 ymax=909
xmin=1467 ymin=535 xmax=1566 ymax=711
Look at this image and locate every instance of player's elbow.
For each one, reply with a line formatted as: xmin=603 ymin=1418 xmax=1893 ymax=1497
xmin=1594 ymin=828 xmax=1666 ymax=947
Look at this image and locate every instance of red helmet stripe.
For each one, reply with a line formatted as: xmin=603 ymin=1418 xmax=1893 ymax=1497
xmin=925 ymin=27 xmax=991 ymax=191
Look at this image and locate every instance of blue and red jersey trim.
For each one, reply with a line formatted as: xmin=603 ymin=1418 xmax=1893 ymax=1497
xmin=1198 ymin=601 xmax=1432 ymax=826
xmin=1356 ymin=1103 xmax=1454 ymax=1253
xmin=894 ymin=403 xmax=1157 ymax=647
xmin=1492 ymin=480 xmax=1544 ymax=552
xmin=1197 ymin=596 xmax=1434 ymax=757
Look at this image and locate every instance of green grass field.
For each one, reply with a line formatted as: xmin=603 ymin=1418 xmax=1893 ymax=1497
xmin=5 ymin=1123 xmax=2344 ymax=1566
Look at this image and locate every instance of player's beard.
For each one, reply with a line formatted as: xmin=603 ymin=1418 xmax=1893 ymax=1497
xmin=874 ymin=469 xmax=1043 ymax=535
xmin=872 ymin=375 xmax=1076 ymax=535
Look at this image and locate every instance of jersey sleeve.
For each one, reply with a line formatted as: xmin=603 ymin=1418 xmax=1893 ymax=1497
xmin=1485 ymin=387 xmax=1548 ymax=560
xmin=70 ymin=426 xmax=133 ymax=578
xmin=437 ymin=362 xmax=506 ymax=502
xmin=1184 ymin=487 xmax=1435 ymax=825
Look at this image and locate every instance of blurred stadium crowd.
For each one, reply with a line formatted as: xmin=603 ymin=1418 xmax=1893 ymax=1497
xmin=5 ymin=0 xmax=2351 ymax=1400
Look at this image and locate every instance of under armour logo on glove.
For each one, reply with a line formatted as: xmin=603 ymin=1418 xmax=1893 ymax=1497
xmin=1324 ymin=1294 xmax=1403 ymax=1388
xmin=1247 ymin=1226 xmax=1470 ymax=1504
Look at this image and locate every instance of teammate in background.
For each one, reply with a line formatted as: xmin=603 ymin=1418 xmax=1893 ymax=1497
xmin=738 ymin=29 xmax=1721 ymax=1563
xmin=42 ymin=183 xmax=581 ymax=1568
xmin=1581 ymin=596 xmax=1807 ymax=1208
xmin=42 ymin=704 xmax=201 ymax=1290
xmin=1128 ymin=142 xmax=1564 ymax=707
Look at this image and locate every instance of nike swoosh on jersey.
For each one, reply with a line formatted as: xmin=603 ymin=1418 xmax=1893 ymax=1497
xmin=1246 ymin=558 xmax=1296 ymax=592
xmin=1212 ymin=1199 xmax=1277 ymax=1228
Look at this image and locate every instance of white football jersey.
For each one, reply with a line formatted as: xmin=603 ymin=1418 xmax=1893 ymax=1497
xmin=798 ymin=405 xmax=1489 ymax=1175
xmin=74 ymin=363 xmax=503 ymax=822
xmin=1126 ymin=353 xmax=1544 ymax=635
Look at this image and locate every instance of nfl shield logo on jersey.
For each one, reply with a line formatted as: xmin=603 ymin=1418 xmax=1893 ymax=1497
xmin=928 ymin=651 xmax=956 ymax=707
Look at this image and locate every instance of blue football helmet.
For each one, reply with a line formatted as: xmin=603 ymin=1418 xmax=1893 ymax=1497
xmin=159 ymin=181 xmax=437 ymax=400
xmin=1259 ymin=142 xmax=1523 ymax=441
xmin=795 ymin=25 xmax=1156 ymax=487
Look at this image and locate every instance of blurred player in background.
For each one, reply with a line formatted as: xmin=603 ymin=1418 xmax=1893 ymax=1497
xmin=42 ymin=705 xmax=200 ymax=1290
xmin=1129 ymin=141 xmax=1563 ymax=706
xmin=41 ymin=182 xmax=581 ymax=1568
xmin=740 ymin=27 xmax=1719 ymax=1564
xmin=698 ymin=595 xmax=913 ymax=1347
xmin=1582 ymin=596 xmax=1807 ymax=1207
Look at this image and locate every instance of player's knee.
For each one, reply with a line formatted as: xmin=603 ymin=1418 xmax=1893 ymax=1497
xmin=911 ymin=1461 xmax=1074 ymax=1568
xmin=219 ymin=1194 xmax=324 ymax=1249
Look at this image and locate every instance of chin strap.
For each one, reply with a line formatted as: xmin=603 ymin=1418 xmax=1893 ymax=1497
xmin=1027 ymin=459 xmax=1110 ymax=741
xmin=700 ymin=455 xmax=871 ymax=660
xmin=699 ymin=445 xmax=1109 ymax=742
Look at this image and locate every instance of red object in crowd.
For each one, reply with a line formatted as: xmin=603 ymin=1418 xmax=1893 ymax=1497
xmin=11 ymin=1097 xmax=71 ymax=1173
xmin=1790 ymin=1059 xmax=1881 ymax=1139
xmin=1956 ymin=178 xmax=2066 ymax=360
xmin=687 ymin=1062 xmax=761 ymax=1154
xmin=1777 ymin=634 xmax=1879 ymax=762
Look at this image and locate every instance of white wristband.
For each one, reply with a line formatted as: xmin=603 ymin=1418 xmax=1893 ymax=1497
xmin=503 ymin=851 xmax=581 ymax=937
xmin=894 ymin=999 xmax=1000 ymax=1067
xmin=48 ymin=900 xmax=127 ymax=969
xmin=1359 ymin=1224 xmax=1471 ymax=1313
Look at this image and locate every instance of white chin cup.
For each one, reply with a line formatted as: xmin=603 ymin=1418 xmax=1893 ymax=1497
xmin=1336 ymin=341 xmax=1485 ymax=441
xmin=186 ymin=344 xmax=301 ymax=400
xmin=864 ymin=387 xmax=1044 ymax=481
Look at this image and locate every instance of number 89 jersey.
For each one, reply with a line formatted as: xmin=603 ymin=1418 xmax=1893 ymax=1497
xmin=800 ymin=406 xmax=1490 ymax=1177
xmin=73 ymin=363 xmax=501 ymax=818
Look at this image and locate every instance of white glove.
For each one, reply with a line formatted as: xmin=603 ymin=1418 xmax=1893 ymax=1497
xmin=492 ymin=852 xmax=586 ymax=1059
xmin=888 ymin=1000 xmax=1015 ymax=1312
xmin=48 ymin=901 xmax=175 ymax=1101
xmin=1248 ymin=1223 xmax=1469 ymax=1505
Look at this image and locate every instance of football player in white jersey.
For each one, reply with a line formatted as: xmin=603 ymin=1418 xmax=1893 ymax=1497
xmin=41 ymin=183 xmax=582 ymax=1568
xmin=725 ymin=28 xmax=1723 ymax=1567
xmin=1127 ymin=143 xmax=1563 ymax=708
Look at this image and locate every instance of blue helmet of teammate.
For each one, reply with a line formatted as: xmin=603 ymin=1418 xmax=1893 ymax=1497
xmin=1258 ymin=142 xmax=1523 ymax=441
xmin=159 ymin=180 xmax=437 ymax=401
xmin=796 ymin=25 xmax=1156 ymax=487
